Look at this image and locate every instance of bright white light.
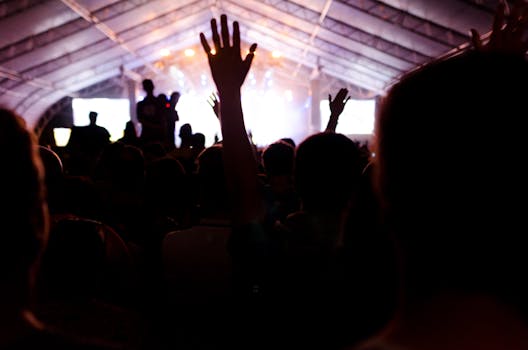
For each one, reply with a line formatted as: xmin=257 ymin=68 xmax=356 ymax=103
xmin=178 ymin=79 xmax=185 ymax=87
xmin=53 ymin=128 xmax=72 ymax=147
xmin=175 ymin=93 xmax=221 ymax=148
xmin=160 ymin=48 xmax=171 ymax=57
xmin=265 ymin=70 xmax=272 ymax=78
xmin=271 ymin=51 xmax=282 ymax=58
xmin=72 ymin=98 xmax=130 ymax=142
xmin=285 ymin=90 xmax=293 ymax=102
xmin=184 ymin=48 xmax=195 ymax=57
xmin=240 ymin=89 xmax=305 ymax=146
xmin=320 ymin=99 xmax=375 ymax=135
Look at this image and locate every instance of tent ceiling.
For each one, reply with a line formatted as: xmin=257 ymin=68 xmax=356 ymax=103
xmin=0 ymin=0 xmax=497 ymax=127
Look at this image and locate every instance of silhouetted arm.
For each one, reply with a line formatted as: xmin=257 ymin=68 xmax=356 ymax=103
xmin=200 ymin=15 xmax=260 ymax=226
xmin=470 ymin=1 xmax=528 ymax=55
xmin=207 ymin=92 xmax=220 ymax=119
xmin=325 ymin=88 xmax=351 ymax=133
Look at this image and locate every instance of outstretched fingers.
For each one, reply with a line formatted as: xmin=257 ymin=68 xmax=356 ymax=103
xmin=221 ymin=14 xmax=230 ymax=48
xmin=336 ymin=88 xmax=349 ymax=102
xmin=243 ymin=43 xmax=257 ymax=73
xmin=200 ymin=33 xmax=212 ymax=56
xmin=211 ymin=18 xmax=221 ymax=51
xmin=233 ymin=21 xmax=240 ymax=52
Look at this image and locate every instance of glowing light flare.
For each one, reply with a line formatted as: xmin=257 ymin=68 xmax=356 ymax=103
xmin=210 ymin=48 xmax=216 ymax=55
xmin=271 ymin=51 xmax=282 ymax=58
xmin=53 ymin=128 xmax=72 ymax=147
xmin=184 ymin=48 xmax=195 ymax=57
xmin=160 ymin=48 xmax=171 ymax=57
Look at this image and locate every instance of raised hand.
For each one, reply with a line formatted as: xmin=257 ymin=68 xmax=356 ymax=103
xmin=200 ymin=14 xmax=257 ymax=94
xmin=470 ymin=0 xmax=528 ymax=55
xmin=329 ymin=88 xmax=351 ymax=117
xmin=198 ymin=15 xmax=261 ymax=226
xmin=207 ymin=91 xmax=220 ymax=119
xmin=326 ymin=88 xmax=351 ymax=133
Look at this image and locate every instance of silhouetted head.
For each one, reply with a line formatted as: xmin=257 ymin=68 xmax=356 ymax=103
xmin=89 ymin=111 xmax=98 ymax=125
xmin=192 ymin=132 xmax=206 ymax=151
xmin=295 ymin=132 xmax=362 ymax=213
xmin=38 ymin=146 xmax=63 ymax=187
xmin=158 ymin=93 xmax=168 ymax=104
xmin=145 ymin=156 xmax=188 ymax=214
xmin=262 ymin=140 xmax=295 ymax=177
xmin=0 ymin=108 xmax=48 ymax=303
xmin=280 ymin=137 xmax=296 ymax=149
xmin=170 ymin=92 xmax=181 ymax=104
xmin=196 ymin=144 xmax=228 ymax=214
xmin=93 ymin=142 xmax=145 ymax=190
xmin=142 ymin=79 xmax=154 ymax=94
xmin=179 ymin=123 xmax=193 ymax=138
xmin=123 ymin=121 xmax=137 ymax=138
xmin=375 ymin=51 xmax=528 ymax=301
xmin=38 ymin=218 xmax=106 ymax=301
xmin=38 ymin=146 xmax=64 ymax=214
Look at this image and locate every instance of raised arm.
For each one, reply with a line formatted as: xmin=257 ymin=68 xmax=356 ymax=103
xmin=325 ymin=88 xmax=351 ymax=133
xmin=470 ymin=0 xmax=528 ymax=55
xmin=207 ymin=92 xmax=220 ymax=119
xmin=200 ymin=15 xmax=260 ymax=226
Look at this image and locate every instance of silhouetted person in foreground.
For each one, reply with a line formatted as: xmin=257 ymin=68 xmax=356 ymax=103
xmin=198 ymin=15 xmax=394 ymax=349
xmin=360 ymin=3 xmax=528 ymax=350
xmin=0 ymin=108 xmax=112 ymax=349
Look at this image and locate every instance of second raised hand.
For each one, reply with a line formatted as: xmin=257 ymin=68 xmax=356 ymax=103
xmin=200 ymin=15 xmax=257 ymax=93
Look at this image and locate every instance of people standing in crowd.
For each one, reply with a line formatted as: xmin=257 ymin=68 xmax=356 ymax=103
xmin=137 ymin=79 xmax=164 ymax=146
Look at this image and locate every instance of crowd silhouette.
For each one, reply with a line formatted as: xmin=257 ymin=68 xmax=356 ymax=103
xmin=2 ymin=3 xmax=528 ymax=349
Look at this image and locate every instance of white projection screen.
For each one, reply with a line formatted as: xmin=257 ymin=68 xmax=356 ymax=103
xmin=72 ymin=98 xmax=131 ymax=142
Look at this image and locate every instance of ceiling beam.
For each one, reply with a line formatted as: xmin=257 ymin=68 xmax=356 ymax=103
xmin=340 ymin=0 xmax=469 ymax=46
xmin=286 ymin=0 xmax=449 ymax=56
xmin=1 ymin=6 xmax=212 ymax=92
xmin=0 ymin=1 xmax=79 ymax=48
xmin=230 ymin=0 xmax=413 ymax=71
xmin=13 ymin=18 xmax=212 ymax=114
xmin=376 ymin=0 xmax=493 ymax=36
xmin=223 ymin=2 xmax=395 ymax=88
xmin=0 ymin=0 xmax=42 ymax=20
xmin=60 ymin=0 xmax=162 ymax=76
xmin=0 ymin=0 xmax=155 ymax=63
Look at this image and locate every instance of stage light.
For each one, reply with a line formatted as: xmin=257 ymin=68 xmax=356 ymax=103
xmin=210 ymin=48 xmax=216 ymax=55
xmin=271 ymin=51 xmax=282 ymax=58
xmin=53 ymin=128 xmax=71 ymax=147
xmin=184 ymin=48 xmax=195 ymax=57
xmin=160 ymin=48 xmax=171 ymax=57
